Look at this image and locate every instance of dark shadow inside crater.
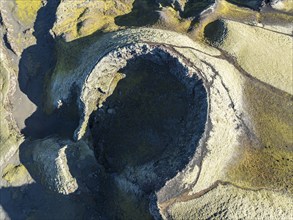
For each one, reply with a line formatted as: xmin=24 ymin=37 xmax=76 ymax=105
xmin=89 ymin=53 xmax=207 ymax=219
xmin=91 ymin=58 xmax=206 ymax=174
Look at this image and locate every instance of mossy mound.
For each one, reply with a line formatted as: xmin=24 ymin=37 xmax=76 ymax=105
xmin=52 ymin=0 xmax=135 ymax=41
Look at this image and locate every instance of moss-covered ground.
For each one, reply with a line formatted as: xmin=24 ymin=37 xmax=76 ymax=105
xmin=227 ymin=79 xmax=293 ymax=193
xmin=2 ymin=164 xmax=31 ymax=186
xmin=15 ymin=0 xmax=42 ymax=25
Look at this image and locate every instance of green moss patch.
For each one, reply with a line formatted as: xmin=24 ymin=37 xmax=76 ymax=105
xmin=227 ymin=79 xmax=293 ymax=193
xmin=15 ymin=0 xmax=42 ymax=25
xmin=2 ymin=164 xmax=31 ymax=186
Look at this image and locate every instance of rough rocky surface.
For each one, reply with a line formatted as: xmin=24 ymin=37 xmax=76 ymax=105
xmin=29 ymin=138 xmax=79 ymax=195
xmin=168 ymin=184 xmax=293 ymax=219
xmin=0 ymin=0 xmax=292 ymax=219
xmin=271 ymin=0 xmax=293 ymax=12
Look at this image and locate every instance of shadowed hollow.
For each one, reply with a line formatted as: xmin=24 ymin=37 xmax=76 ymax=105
xmin=89 ymin=56 xmax=207 ymax=218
